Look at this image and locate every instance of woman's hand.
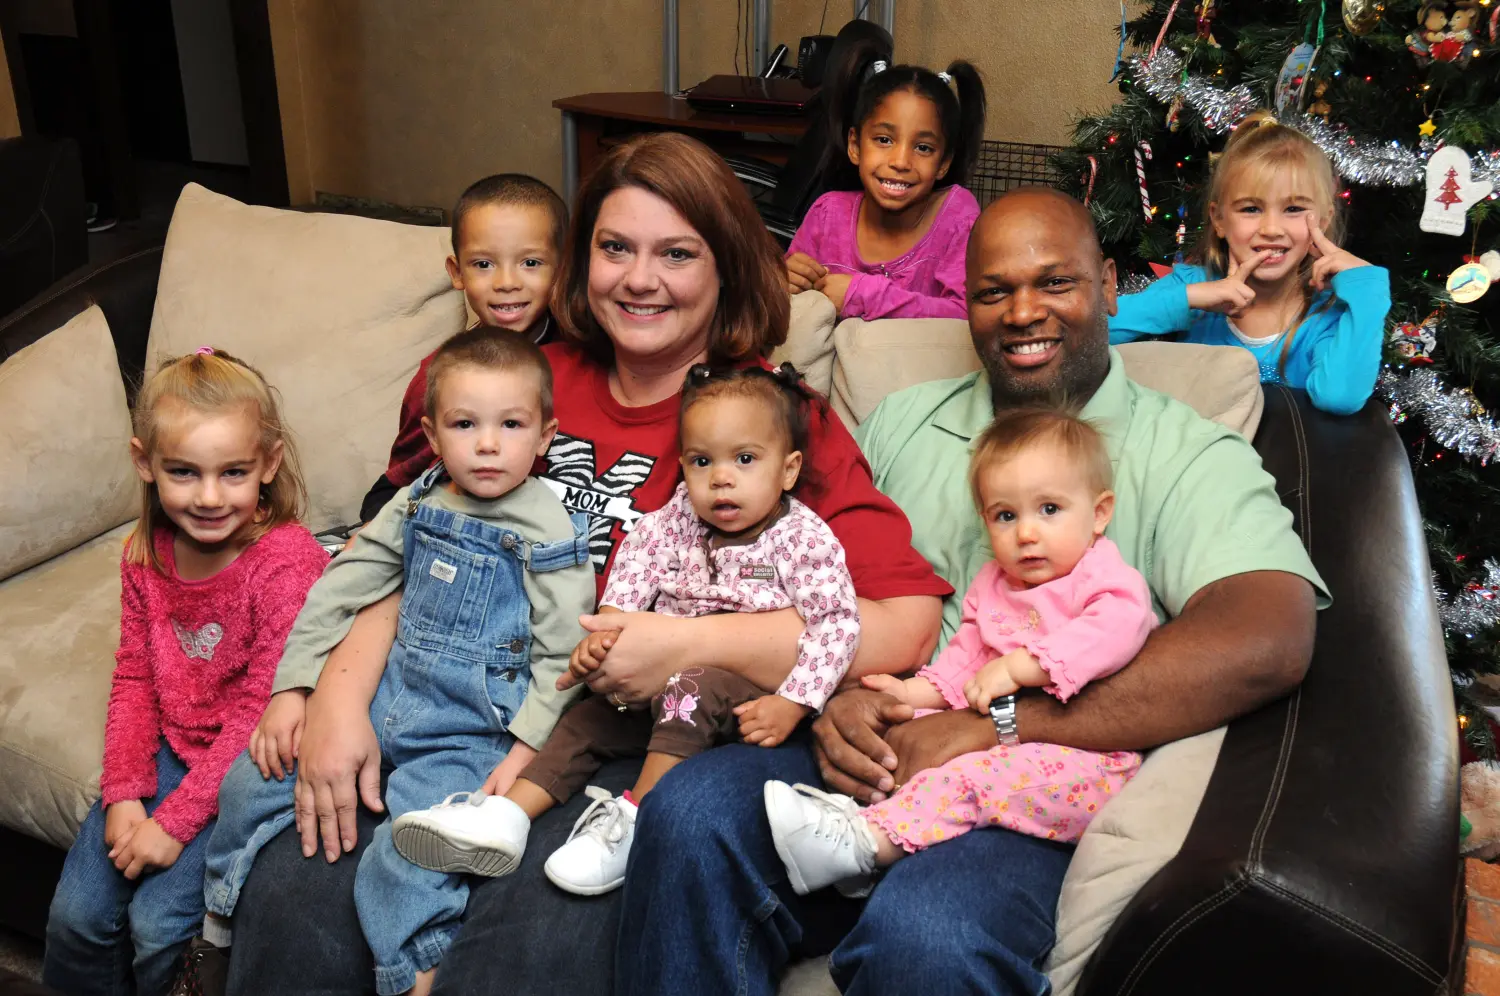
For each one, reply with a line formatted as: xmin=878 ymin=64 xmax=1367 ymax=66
xmin=561 ymin=630 xmax=619 ymax=689
xmin=569 ymin=612 xmax=692 ymax=702
xmin=734 ymin=694 xmax=809 ymax=747
xmin=104 ymin=800 xmax=148 ymax=849
xmin=786 ymin=252 xmax=827 ymax=293
xmin=815 ymin=272 xmax=853 ymax=314
xmin=811 ymin=688 xmax=914 ymax=803
xmin=250 ymin=688 xmax=308 ymax=780
xmin=481 ymin=742 xmax=538 ymax=797
xmin=109 ymin=817 xmax=183 ymax=880
xmin=294 ymin=693 xmax=384 ymax=863
xmin=1185 ymin=249 xmax=1273 ymax=318
xmin=1308 ymin=224 xmax=1370 ymax=291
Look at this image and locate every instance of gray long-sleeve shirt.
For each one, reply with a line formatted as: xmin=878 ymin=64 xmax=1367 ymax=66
xmin=271 ymin=477 xmax=595 ymax=750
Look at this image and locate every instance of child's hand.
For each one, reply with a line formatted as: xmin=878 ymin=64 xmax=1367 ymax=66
xmin=964 ymin=653 xmax=1027 ymax=713
xmin=815 ymin=273 xmax=853 ymax=314
xmin=480 ymin=742 xmax=538 ymax=798
xmin=860 ymin=673 xmax=910 ymax=703
xmin=562 ymin=630 xmax=618 ymax=688
xmin=786 ymin=252 xmax=827 ymax=293
xmin=104 ymin=800 xmax=148 ymax=849
xmin=251 ymin=688 xmax=309 ymax=781
xmin=1308 ymin=224 xmax=1370 ymax=291
xmin=734 ymin=694 xmax=810 ymax=747
xmin=1185 ymin=250 xmax=1274 ymax=318
xmin=109 ymin=817 xmax=183 ymax=880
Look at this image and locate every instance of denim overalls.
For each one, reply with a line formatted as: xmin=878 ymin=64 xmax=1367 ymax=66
xmin=204 ymin=464 xmax=589 ymax=995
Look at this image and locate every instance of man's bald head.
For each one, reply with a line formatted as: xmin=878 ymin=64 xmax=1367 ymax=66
xmin=968 ymin=186 xmax=1103 ymax=262
xmin=964 ymin=186 xmax=1117 ymax=410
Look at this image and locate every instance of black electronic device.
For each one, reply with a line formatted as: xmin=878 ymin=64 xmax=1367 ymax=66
xmin=760 ymin=43 xmax=791 ymax=78
xmin=685 ymin=75 xmax=816 ymax=115
xmin=797 ymin=34 xmax=836 ymax=88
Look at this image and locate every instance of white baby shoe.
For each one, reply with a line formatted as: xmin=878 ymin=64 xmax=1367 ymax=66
xmin=392 ymin=792 xmax=530 ymax=877
xmin=543 ymin=787 xmax=637 ymax=896
xmin=764 ymin=780 xmax=877 ymax=895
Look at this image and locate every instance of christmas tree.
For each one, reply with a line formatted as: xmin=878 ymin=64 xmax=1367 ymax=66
xmin=1052 ymin=0 xmax=1500 ymax=755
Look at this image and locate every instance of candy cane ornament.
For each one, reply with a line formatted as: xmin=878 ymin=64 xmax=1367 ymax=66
xmin=1135 ymin=142 xmax=1154 ymax=221
xmin=1083 ymin=155 xmax=1099 ymax=206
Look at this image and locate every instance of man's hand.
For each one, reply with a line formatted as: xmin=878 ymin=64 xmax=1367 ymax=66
xmin=887 ymin=709 xmax=997 ymax=789
xmin=786 ymin=252 xmax=827 ymax=293
xmin=811 ymin=688 xmax=915 ymax=803
xmin=562 ymin=630 xmax=618 ymax=688
xmin=734 ymin=694 xmax=810 ymax=748
xmin=1186 ymin=249 xmax=1272 ymax=318
xmin=103 ymin=800 xmax=148 ymax=849
xmin=480 ymin=742 xmax=538 ymax=797
xmin=294 ymin=695 xmax=384 ymax=862
xmin=815 ymin=272 xmax=853 ymax=314
xmin=109 ymin=817 xmax=183 ymax=880
xmin=250 ymin=688 xmax=308 ymax=780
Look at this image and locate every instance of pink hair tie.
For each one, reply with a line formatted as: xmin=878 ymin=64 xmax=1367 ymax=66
xmin=195 ymin=346 xmax=215 ymax=355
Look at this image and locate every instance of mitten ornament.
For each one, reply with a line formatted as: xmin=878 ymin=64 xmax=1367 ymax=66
xmin=1420 ymin=146 xmax=1493 ymax=236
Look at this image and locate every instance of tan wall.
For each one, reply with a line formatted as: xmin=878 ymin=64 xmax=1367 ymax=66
xmin=0 ymin=40 xmax=20 ymax=139
xmin=269 ymin=1 xmax=1129 ymax=210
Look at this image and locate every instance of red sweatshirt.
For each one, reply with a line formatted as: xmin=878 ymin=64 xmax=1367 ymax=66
xmin=101 ymin=523 xmax=328 ymax=842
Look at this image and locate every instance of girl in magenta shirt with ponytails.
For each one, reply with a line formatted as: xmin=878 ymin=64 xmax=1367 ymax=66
xmin=784 ymin=32 xmax=985 ymax=321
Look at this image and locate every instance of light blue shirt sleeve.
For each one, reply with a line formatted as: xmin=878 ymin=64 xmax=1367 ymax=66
xmin=1108 ymin=265 xmax=1204 ymax=344
xmin=1297 ymin=266 xmax=1391 ymax=416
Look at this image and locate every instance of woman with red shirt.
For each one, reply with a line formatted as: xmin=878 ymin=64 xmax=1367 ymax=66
xmin=221 ymin=133 xmax=947 ymax=996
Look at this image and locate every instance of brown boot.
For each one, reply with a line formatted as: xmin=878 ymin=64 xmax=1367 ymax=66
xmin=169 ymin=938 xmax=230 ymax=996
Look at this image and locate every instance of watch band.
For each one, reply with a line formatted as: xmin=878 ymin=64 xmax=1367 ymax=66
xmin=989 ymin=694 xmax=1020 ymax=747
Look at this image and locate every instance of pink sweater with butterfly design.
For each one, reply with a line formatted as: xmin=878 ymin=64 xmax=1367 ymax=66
xmin=601 ymin=483 xmax=860 ymax=710
xmin=101 ymin=523 xmax=327 ymax=843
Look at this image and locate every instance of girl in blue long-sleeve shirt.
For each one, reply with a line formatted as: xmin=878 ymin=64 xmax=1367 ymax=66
xmin=1110 ymin=112 xmax=1390 ymax=415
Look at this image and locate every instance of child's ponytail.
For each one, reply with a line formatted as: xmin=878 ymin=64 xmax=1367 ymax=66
xmin=817 ymin=21 xmax=895 ymax=192
xmin=942 ymin=59 xmax=986 ymax=189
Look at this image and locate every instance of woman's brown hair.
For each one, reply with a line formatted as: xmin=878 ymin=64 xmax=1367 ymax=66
xmin=552 ymin=132 xmax=790 ymax=367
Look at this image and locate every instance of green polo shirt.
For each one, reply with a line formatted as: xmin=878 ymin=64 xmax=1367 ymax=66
xmin=855 ymin=349 xmax=1328 ymax=654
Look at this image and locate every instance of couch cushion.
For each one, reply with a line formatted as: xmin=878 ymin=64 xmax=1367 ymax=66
xmin=0 ymin=305 xmax=137 ymax=582
xmin=145 ymin=184 xmax=465 ymax=531
xmin=822 ymin=316 xmax=1264 ymax=439
xmin=770 ymin=292 xmax=838 ymax=397
xmin=0 ymin=522 xmax=132 ymax=848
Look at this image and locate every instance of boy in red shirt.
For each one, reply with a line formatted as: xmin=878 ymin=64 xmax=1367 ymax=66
xmin=360 ymin=173 xmax=567 ymax=521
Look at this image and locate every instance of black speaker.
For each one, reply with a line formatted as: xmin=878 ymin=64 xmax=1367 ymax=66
xmin=798 ymin=34 xmax=835 ymax=88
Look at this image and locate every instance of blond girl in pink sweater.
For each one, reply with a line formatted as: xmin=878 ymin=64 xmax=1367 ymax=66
xmin=765 ymin=407 xmax=1156 ymax=895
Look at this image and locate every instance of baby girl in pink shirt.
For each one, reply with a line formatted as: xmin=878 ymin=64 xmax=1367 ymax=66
xmin=767 ymin=406 xmax=1155 ymax=895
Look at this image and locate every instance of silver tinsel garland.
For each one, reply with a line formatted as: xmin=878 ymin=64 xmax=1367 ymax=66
xmin=1379 ymin=367 xmax=1500 ymax=466
xmin=1128 ymin=50 xmax=1500 ymax=189
xmin=1434 ymin=560 xmax=1500 ymax=637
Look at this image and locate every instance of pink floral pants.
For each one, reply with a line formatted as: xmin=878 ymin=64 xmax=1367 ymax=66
xmin=864 ymin=744 xmax=1141 ymax=852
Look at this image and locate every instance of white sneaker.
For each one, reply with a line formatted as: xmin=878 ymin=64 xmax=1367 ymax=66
xmin=764 ymin=781 xmax=877 ymax=896
xmin=543 ymin=787 xmax=637 ymax=896
xmin=392 ymin=792 xmax=530 ymax=877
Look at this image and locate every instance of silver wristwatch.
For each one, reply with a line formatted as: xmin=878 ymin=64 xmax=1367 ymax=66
xmin=989 ymin=694 xmax=1020 ymax=747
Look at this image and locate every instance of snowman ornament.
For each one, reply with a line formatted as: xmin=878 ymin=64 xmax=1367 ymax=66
xmin=1421 ymin=145 xmax=1493 ymax=236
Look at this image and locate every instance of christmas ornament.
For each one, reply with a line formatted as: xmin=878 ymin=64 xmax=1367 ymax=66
xmin=1166 ymin=94 xmax=1185 ymax=132
xmin=1436 ymin=559 xmax=1500 ymax=635
xmin=1421 ymin=146 xmax=1493 ymax=236
xmin=1195 ymin=0 xmax=1221 ymax=47
xmin=1448 ymin=259 xmax=1492 ymax=303
xmin=1420 ymin=118 xmax=1438 ymax=138
xmin=1389 ymin=311 xmax=1440 ymax=362
xmin=1343 ymin=0 xmax=1384 ymax=35
xmin=1134 ymin=143 xmax=1154 ymax=222
xmin=1275 ymin=43 xmax=1318 ymax=113
xmin=1307 ymin=81 xmax=1332 ymax=122
xmin=1407 ymin=2 xmax=1480 ymax=64
xmin=1082 ymin=155 xmax=1099 ymax=207
xmin=1482 ymin=250 xmax=1500 ymax=280
xmin=1379 ymin=367 xmax=1500 ymax=465
xmin=1130 ymin=49 xmax=1256 ymax=135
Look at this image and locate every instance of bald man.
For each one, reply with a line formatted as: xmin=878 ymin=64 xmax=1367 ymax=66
xmin=618 ymin=188 xmax=1326 ymax=996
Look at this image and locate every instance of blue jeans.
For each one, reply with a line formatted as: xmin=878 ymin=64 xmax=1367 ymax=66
xmin=205 ymin=462 xmax=589 ymax=996
xmin=44 ymin=744 xmax=213 ymax=996
xmin=616 ymin=737 xmax=1076 ymax=996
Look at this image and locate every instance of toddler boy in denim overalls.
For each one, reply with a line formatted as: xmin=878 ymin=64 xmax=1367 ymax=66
xmin=190 ymin=329 xmax=595 ymax=996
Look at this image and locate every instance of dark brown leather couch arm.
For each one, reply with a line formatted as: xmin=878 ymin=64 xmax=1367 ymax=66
xmin=0 ymin=239 xmax=164 ymax=398
xmin=1077 ymin=386 xmax=1458 ymax=996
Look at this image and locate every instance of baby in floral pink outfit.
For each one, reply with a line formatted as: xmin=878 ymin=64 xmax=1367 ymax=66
xmin=767 ymin=406 xmax=1155 ymax=895
xmin=407 ymin=363 xmax=860 ymax=898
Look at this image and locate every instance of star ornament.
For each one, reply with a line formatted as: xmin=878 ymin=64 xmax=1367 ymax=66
xmin=1419 ymin=118 xmax=1437 ymax=138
